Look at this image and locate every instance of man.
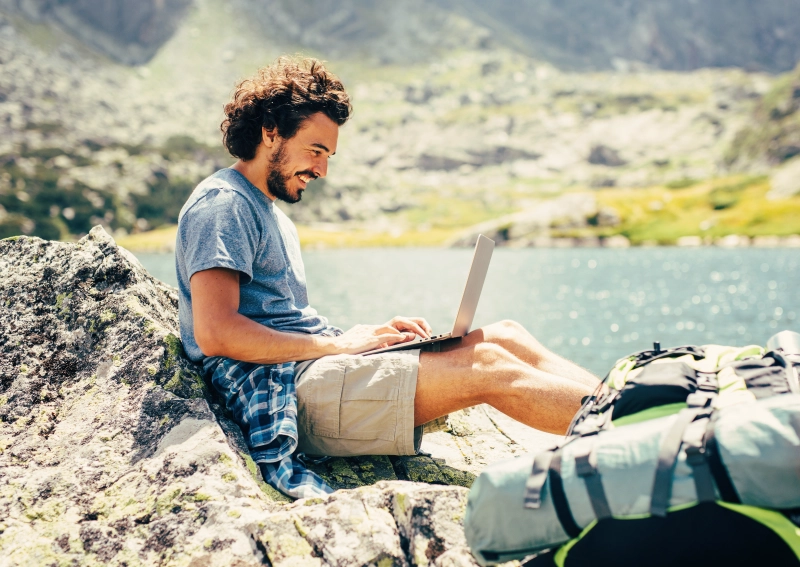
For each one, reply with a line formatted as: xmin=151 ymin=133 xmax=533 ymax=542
xmin=176 ymin=57 xmax=599 ymax=498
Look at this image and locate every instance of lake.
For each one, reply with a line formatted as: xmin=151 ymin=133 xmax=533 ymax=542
xmin=135 ymin=248 xmax=799 ymax=377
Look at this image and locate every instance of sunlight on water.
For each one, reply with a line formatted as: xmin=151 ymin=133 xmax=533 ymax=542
xmin=136 ymin=248 xmax=799 ymax=376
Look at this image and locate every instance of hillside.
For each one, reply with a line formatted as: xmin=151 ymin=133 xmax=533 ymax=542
xmin=5 ymin=0 xmax=800 ymax=71
xmin=0 ymin=0 xmax=798 ymax=246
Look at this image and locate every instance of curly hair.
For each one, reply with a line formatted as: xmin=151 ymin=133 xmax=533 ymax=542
xmin=221 ymin=57 xmax=352 ymax=160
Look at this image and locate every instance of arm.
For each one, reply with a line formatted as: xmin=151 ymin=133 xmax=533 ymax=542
xmin=191 ymin=268 xmax=430 ymax=364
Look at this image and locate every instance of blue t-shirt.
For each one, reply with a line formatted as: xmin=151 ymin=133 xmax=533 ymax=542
xmin=176 ymin=168 xmax=336 ymax=362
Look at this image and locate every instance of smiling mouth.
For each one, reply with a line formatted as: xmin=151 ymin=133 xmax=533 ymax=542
xmin=296 ymin=172 xmax=317 ymax=185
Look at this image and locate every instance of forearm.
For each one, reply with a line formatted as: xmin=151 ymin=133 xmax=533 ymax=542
xmin=197 ymin=312 xmax=337 ymax=364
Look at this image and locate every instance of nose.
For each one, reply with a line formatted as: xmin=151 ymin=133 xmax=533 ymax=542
xmin=312 ymin=156 xmax=328 ymax=179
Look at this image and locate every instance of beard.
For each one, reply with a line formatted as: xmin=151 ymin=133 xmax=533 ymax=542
xmin=266 ymin=142 xmax=316 ymax=204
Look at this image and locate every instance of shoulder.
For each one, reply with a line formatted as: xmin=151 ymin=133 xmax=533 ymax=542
xmin=179 ymin=171 xmax=261 ymax=224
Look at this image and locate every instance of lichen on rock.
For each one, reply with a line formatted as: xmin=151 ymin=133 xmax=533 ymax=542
xmin=0 ymin=227 xmax=543 ymax=565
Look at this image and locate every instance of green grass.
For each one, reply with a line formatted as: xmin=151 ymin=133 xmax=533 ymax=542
xmin=596 ymin=175 xmax=800 ymax=244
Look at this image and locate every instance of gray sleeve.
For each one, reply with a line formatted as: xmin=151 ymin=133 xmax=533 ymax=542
xmin=178 ymin=188 xmax=260 ymax=284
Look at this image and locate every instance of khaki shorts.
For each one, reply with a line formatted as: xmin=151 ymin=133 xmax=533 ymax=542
xmin=294 ymin=349 xmax=424 ymax=457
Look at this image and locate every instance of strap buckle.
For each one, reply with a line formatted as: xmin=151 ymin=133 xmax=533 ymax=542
xmin=696 ymin=371 xmax=719 ymax=392
xmin=684 ymin=444 xmax=706 ymax=468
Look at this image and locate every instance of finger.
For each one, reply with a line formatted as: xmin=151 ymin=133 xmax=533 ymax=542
xmin=409 ymin=317 xmax=433 ymax=337
xmin=399 ymin=319 xmax=428 ymax=338
xmin=376 ymin=325 xmax=403 ymax=336
xmin=391 ymin=317 xmax=429 ymax=338
xmin=379 ymin=332 xmax=416 ymax=345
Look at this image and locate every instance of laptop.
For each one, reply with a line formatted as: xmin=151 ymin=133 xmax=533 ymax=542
xmin=364 ymin=234 xmax=495 ymax=355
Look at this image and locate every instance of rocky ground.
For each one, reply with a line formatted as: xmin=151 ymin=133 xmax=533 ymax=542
xmin=0 ymin=227 xmax=557 ymax=566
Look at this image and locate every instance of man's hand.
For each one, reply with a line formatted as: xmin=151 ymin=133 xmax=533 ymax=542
xmin=332 ymin=316 xmax=433 ymax=355
xmin=385 ymin=316 xmax=432 ymax=339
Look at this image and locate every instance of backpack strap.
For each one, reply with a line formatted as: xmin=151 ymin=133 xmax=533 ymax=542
xmin=773 ymin=351 xmax=800 ymax=395
xmin=632 ymin=345 xmax=707 ymax=369
xmin=704 ymin=413 xmax=742 ymax=504
xmin=682 ymin=417 xmax=717 ymax=503
xmin=574 ymin=441 xmax=613 ymax=521
xmin=549 ymin=448 xmax=582 ymax=538
xmin=524 ymin=449 xmax=555 ymax=509
xmin=650 ymin=392 xmax=715 ymax=517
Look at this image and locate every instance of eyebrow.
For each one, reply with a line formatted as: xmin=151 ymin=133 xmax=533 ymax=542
xmin=311 ymin=143 xmax=335 ymax=155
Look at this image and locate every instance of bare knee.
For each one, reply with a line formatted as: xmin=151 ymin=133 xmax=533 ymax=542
xmin=472 ymin=342 xmax=525 ymax=388
xmin=484 ymin=320 xmax=544 ymax=350
xmin=473 ymin=341 xmax=511 ymax=368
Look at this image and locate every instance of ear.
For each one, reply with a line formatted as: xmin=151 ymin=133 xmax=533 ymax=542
xmin=262 ymin=126 xmax=278 ymax=148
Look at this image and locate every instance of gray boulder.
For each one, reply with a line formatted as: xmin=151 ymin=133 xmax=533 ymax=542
xmin=0 ymin=227 xmax=551 ymax=565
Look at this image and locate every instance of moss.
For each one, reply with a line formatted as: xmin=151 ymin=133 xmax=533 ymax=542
xmin=395 ymin=492 xmax=407 ymax=515
xmin=258 ymin=480 xmax=293 ymax=503
xmin=163 ymin=333 xmax=183 ymax=369
xmin=221 ymin=472 xmax=237 ymax=483
xmin=262 ymin=531 xmax=314 ymax=558
xmin=190 ymin=371 xmax=207 ymax=398
xmin=193 ymin=493 xmax=211 ymax=502
xmin=19 ymin=364 xmax=28 ymax=374
xmin=1 ymin=235 xmax=22 ymax=241
xmin=155 ymin=487 xmax=182 ymax=515
xmin=99 ymin=309 xmax=116 ymax=323
xmin=438 ymin=466 xmax=476 ymax=488
xmin=227 ymin=509 xmax=241 ymax=518
xmin=239 ymin=451 xmax=259 ymax=481
xmin=147 ymin=366 xmax=157 ymax=375
xmin=329 ymin=459 xmax=361 ymax=485
xmin=401 ymin=456 xmax=476 ymax=488
xmin=218 ymin=453 xmax=233 ymax=465
xmin=158 ymin=415 xmax=170 ymax=427
xmin=112 ymin=354 xmax=122 ymax=367
xmin=0 ymin=396 xmax=6 ymax=407
xmin=99 ymin=430 xmax=120 ymax=442
xmin=293 ymin=516 xmax=308 ymax=537
xmin=163 ymin=370 xmax=181 ymax=392
xmin=54 ymin=292 xmax=72 ymax=316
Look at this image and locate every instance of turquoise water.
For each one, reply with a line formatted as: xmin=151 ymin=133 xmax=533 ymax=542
xmin=136 ymin=248 xmax=799 ymax=376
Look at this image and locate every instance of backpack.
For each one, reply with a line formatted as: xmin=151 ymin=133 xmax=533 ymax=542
xmin=464 ymin=333 xmax=800 ymax=567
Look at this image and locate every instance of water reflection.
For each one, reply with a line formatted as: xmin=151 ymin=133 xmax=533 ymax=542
xmin=303 ymin=247 xmax=799 ymax=375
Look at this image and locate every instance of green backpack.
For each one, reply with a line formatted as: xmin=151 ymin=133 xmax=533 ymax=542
xmin=465 ymin=333 xmax=800 ymax=567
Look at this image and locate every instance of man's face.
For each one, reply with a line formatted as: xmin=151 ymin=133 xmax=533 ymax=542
xmin=266 ymin=112 xmax=339 ymax=204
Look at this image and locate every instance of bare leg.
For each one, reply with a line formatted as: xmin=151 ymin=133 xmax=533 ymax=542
xmin=446 ymin=320 xmax=599 ymax=388
xmin=414 ymin=327 xmax=597 ymax=434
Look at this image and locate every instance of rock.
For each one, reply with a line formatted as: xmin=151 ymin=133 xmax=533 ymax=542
xmin=783 ymin=235 xmax=800 ymax=247
xmin=448 ymin=193 xmax=598 ymax=247
xmin=751 ymin=235 xmax=782 ymax=247
xmin=588 ymin=145 xmax=627 ymax=167
xmin=768 ymin=156 xmax=800 ymax=199
xmin=0 ymin=227 xmax=553 ymax=565
xmin=602 ymin=235 xmax=630 ymax=248
xmin=676 ymin=235 xmax=703 ymax=247
xmin=715 ymin=234 xmax=751 ymax=247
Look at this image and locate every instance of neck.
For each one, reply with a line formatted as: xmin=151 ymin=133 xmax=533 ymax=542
xmin=231 ymin=159 xmax=276 ymax=201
